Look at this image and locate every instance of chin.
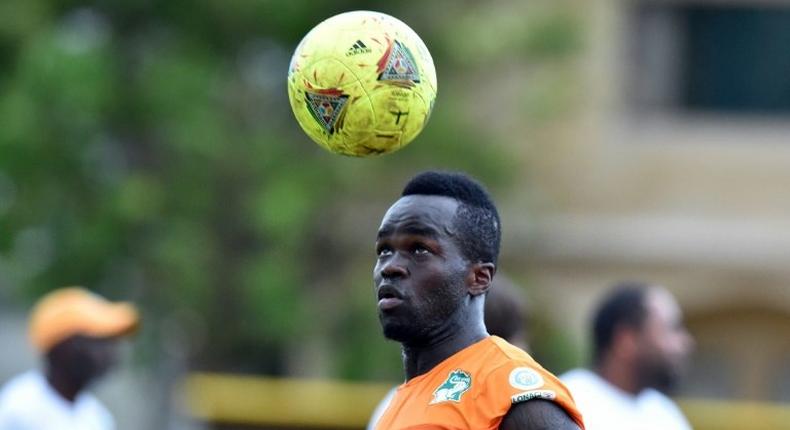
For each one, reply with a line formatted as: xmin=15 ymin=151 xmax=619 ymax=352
xmin=380 ymin=318 xmax=423 ymax=343
xmin=381 ymin=322 xmax=409 ymax=342
xmin=648 ymin=369 xmax=680 ymax=394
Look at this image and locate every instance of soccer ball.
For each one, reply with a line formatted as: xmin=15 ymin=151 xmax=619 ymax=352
xmin=287 ymin=11 xmax=437 ymax=157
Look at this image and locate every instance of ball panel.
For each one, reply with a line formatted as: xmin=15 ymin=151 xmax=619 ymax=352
xmin=297 ymin=57 xmax=362 ymax=90
xmin=367 ymin=86 xmax=420 ymax=133
xmin=399 ymin=88 xmax=434 ymax=146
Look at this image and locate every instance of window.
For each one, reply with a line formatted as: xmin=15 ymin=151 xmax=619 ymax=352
xmin=631 ymin=4 xmax=790 ymax=114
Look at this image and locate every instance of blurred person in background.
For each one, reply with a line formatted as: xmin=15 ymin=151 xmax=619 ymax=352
xmin=0 ymin=287 xmax=139 ymax=430
xmin=561 ymin=282 xmax=694 ymax=430
xmin=481 ymin=274 xmax=530 ymax=352
xmin=372 ymin=171 xmax=583 ymax=429
xmin=367 ymin=273 xmax=532 ymax=429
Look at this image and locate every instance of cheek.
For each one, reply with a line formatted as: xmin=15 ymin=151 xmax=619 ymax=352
xmin=88 ymin=351 xmax=107 ymax=369
xmin=373 ymin=257 xmax=383 ymax=273
xmin=636 ymin=331 xmax=664 ymax=357
xmin=424 ymin=269 xmax=465 ymax=304
xmin=419 ymin=263 xmax=462 ymax=289
xmin=669 ymin=332 xmax=691 ymax=354
xmin=653 ymin=332 xmax=687 ymax=360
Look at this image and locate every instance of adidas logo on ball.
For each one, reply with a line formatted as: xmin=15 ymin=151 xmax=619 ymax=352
xmin=346 ymin=40 xmax=372 ymax=56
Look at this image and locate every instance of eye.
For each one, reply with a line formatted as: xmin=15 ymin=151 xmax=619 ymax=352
xmin=376 ymin=245 xmax=393 ymax=257
xmin=412 ymin=244 xmax=431 ymax=255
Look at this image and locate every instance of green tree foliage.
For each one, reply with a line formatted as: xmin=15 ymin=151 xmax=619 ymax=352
xmin=0 ymin=0 xmax=581 ymax=379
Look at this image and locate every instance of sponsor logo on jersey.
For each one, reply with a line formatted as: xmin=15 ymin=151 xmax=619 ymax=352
xmin=509 ymin=367 xmax=545 ymax=391
xmin=511 ymin=390 xmax=557 ymax=404
xmin=430 ymin=369 xmax=472 ymax=404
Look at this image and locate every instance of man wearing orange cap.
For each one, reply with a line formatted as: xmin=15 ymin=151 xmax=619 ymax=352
xmin=0 ymin=288 xmax=139 ymax=430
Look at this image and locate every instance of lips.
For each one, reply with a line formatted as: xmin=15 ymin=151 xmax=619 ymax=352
xmin=377 ymin=285 xmax=404 ymax=311
xmin=378 ymin=297 xmax=403 ymax=311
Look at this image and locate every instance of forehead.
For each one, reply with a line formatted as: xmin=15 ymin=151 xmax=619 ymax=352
xmin=377 ymin=195 xmax=459 ymax=237
xmin=645 ymin=288 xmax=682 ymax=324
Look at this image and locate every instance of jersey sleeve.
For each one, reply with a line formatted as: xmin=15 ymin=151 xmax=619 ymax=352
xmin=477 ymin=359 xmax=585 ymax=429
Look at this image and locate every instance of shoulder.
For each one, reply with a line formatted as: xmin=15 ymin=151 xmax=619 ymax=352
xmin=560 ymin=368 xmax=637 ymax=426
xmin=559 ymin=368 xmax=605 ymax=398
xmin=0 ymin=372 xmax=47 ymax=423
xmin=639 ymin=388 xmax=679 ymax=408
xmin=477 ymin=337 xmax=541 ymax=377
xmin=486 ymin=336 xmax=532 ymax=360
xmin=559 ymin=368 xmax=597 ymax=387
xmin=77 ymin=393 xmax=115 ymax=429
xmin=639 ymin=389 xmax=692 ymax=428
xmin=475 ymin=338 xmax=585 ymax=429
xmin=476 ymin=337 xmax=552 ymax=396
xmin=500 ymin=399 xmax=582 ymax=430
xmin=479 ymin=338 xmax=564 ymax=392
xmin=0 ymin=372 xmax=46 ymax=408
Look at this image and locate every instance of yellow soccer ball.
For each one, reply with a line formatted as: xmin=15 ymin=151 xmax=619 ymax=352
xmin=287 ymin=11 xmax=437 ymax=157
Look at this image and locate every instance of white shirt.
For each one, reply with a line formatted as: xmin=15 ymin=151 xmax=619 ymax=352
xmin=366 ymin=387 xmax=396 ymax=430
xmin=561 ymin=368 xmax=691 ymax=430
xmin=0 ymin=371 xmax=114 ymax=430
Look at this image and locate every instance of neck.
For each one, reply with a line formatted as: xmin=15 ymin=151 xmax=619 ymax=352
xmin=401 ymin=300 xmax=488 ymax=380
xmin=595 ymin=357 xmax=642 ymax=396
xmin=45 ymin=368 xmax=83 ymax=403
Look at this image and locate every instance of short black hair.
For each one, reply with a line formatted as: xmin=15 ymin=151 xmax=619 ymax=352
xmin=592 ymin=281 xmax=651 ymax=364
xmin=401 ymin=171 xmax=501 ymax=264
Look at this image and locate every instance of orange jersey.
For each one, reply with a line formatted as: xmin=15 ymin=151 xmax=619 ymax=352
xmin=375 ymin=336 xmax=585 ymax=430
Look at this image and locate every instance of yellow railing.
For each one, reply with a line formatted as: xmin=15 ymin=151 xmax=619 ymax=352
xmin=678 ymin=398 xmax=790 ymax=430
xmin=183 ymin=372 xmax=790 ymax=429
xmin=183 ymin=373 xmax=392 ymax=428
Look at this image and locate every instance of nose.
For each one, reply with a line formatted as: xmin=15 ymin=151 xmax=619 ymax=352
xmin=379 ymin=253 xmax=408 ymax=280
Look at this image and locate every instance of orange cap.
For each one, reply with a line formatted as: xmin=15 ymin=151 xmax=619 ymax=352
xmin=29 ymin=287 xmax=139 ymax=353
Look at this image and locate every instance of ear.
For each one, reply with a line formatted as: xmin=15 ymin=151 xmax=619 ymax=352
xmin=468 ymin=262 xmax=495 ymax=296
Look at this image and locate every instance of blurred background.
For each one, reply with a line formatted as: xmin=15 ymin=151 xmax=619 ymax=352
xmin=1 ymin=0 xmax=790 ymax=429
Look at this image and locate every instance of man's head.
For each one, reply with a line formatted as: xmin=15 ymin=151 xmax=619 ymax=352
xmin=29 ymin=287 xmax=139 ymax=391
xmin=374 ymin=171 xmax=501 ymax=345
xmin=592 ymin=282 xmax=694 ymax=393
xmin=484 ymin=275 xmax=529 ymax=350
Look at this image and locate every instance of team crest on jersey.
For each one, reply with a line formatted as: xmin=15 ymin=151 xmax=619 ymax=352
xmin=377 ymin=40 xmax=420 ymax=83
xmin=508 ymin=367 xmax=544 ymax=391
xmin=430 ymin=369 xmax=472 ymax=404
xmin=304 ymin=90 xmax=349 ymax=134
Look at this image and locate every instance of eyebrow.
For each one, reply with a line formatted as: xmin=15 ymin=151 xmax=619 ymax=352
xmin=376 ymin=224 xmax=441 ymax=240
